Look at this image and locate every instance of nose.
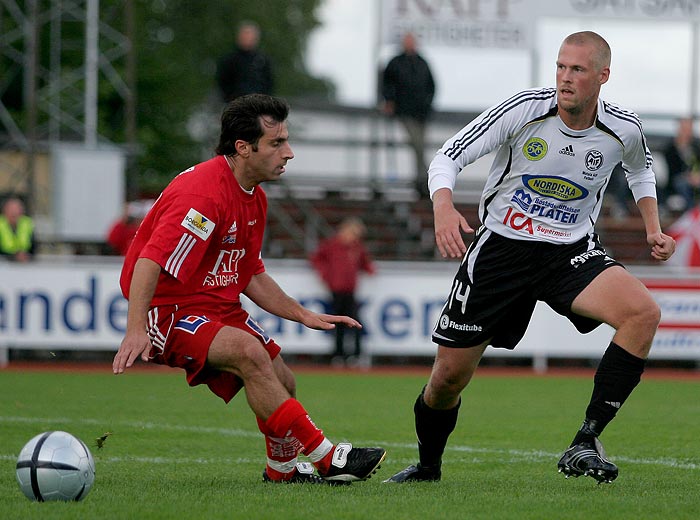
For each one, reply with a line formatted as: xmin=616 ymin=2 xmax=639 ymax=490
xmin=559 ymin=68 xmax=572 ymax=83
xmin=283 ymin=142 xmax=294 ymax=160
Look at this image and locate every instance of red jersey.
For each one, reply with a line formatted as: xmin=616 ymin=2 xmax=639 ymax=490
xmin=310 ymin=236 xmax=375 ymax=293
xmin=106 ymin=219 xmax=140 ymax=255
xmin=120 ymin=155 xmax=266 ymax=312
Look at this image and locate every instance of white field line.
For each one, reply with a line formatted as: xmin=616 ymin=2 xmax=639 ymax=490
xmin=2 ymin=415 xmax=698 ymax=471
xmin=0 ymin=415 xmax=259 ymax=438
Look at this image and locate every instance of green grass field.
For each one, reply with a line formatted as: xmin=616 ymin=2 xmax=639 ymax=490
xmin=1 ymin=364 xmax=698 ymax=519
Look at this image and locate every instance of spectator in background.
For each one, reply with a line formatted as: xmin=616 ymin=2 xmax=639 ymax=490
xmin=382 ymin=32 xmax=436 ymax=198
xmin=0 ymin=196 xmax=35 ymax=262
xmin=663 ymin=117 xmax=700 ymax=212
xmin=311 ymin=218 xmax=376 ymax=365
xmin=106 ymin=200 xmax=153 ymax=256
xmin=216 ymin=22 xmax=273 ymax=103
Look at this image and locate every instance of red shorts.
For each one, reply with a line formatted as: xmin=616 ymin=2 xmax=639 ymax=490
xmin=145 ymin=304 xmax=282 ymax=402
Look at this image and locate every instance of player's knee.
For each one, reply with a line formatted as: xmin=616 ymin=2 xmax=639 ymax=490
xmin=233 ymin=337 xmax=275 ymax=378
xmin=647 ymin=300 xmax=661 ymax=327
xmin=283 ymin=376 xmax=296 ymax=397
xmin=427 ymin=373 xmax=468 ymax=406
xmin=632 ymin=298 xmax=661 ymax=337
xmin=274 ymin=359 xmax=296 ymax=397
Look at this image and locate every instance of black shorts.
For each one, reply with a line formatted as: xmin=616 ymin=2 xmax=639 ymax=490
xmin=432 ymin=229 xmax=623 ymax=350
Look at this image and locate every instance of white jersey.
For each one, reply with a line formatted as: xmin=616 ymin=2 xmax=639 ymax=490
xmin=428 ymin=88 xmax=657 ymax=244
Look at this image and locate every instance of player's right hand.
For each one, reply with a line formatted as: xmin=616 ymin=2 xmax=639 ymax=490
xmin=301 ymin=312 xmax=362 ymax=331
xmin=433 ymin=190 xmax=473 ymax=258
xmin=113 ymin=330 xmax=152 ymax=374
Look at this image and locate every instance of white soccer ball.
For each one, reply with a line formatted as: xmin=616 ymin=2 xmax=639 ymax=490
xmin=16 ymin=431 xmax=96 ymax=502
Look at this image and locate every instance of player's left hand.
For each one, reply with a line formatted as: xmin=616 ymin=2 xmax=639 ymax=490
xmin=302 ymin=313 xmax=362 ymax=331
xmin=648 ymin=232 xmax=676 ymax=261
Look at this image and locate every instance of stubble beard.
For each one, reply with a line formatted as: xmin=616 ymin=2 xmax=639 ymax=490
xmin=559 ymin=98 xmax=583 ymax=116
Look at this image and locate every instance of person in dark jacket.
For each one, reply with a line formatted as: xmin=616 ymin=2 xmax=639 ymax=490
xmin=662 ymin=117 xmax=700 ymax=211
xmin=382 ymin=32 xmax=436 ymax=198
xmin=216 ymin=22 xmax=273 ymax=102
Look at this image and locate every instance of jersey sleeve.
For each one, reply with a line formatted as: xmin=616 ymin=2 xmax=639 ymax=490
xmin=254 ymin=251 xmax=265 ymax=276
xmin=428 ymin=89 xmax=555 ymax=196
xmin=138 ymin=193 xmax=219 ymax=282
xmin=621 ymin=117 xmax=657 ymax=202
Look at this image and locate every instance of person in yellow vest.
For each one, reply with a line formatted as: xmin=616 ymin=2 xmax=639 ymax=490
xmin=0 ymin=196 xmax=35 ymax=262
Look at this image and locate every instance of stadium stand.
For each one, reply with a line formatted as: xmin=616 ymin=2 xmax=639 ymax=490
xmin=262 ymin=188 xmax=666 ymax=264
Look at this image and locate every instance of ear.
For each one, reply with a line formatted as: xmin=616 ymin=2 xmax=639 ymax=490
xmin=599 ymin=66 xmax=610 ymax=86
xmin=234 ymin=140 xmax=250 ymax=157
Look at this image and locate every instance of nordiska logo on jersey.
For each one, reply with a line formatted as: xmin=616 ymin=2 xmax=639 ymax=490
xmin=521 ymin=175 xmax=588 ymax=201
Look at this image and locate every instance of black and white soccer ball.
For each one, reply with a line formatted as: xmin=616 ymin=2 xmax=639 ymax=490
xmin=16 ymin=431 xmax=96 ymax=502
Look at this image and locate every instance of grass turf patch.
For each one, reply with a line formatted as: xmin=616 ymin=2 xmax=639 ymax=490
xmin=1 ymin=367 xmax=698 ymax=519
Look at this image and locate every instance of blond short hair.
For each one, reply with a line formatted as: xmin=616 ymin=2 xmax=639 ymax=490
xmin=562 ymin=31 xmax=611 ymax=70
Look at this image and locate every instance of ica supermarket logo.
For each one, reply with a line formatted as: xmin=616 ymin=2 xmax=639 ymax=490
xmin=521 ymin=175 xmax=588 ymax=201
xmin=181 ymin=208 xmax=216 ymax=240
xmin=522 ymin=137 xmax=548 ymax=161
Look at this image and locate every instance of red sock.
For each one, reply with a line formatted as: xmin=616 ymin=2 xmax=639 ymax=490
xmin=265 ymin=399 xmax=335 ymax=473
xmin=256 ymin=417 xmax=302 ymax=481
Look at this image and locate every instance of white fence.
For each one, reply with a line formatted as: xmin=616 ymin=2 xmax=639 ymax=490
xmin=1 ymin=257 xmax=699 ymax=367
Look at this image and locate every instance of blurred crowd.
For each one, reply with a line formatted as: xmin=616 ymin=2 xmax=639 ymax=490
xmin=5 ymin=27 xmax=700 ymax=267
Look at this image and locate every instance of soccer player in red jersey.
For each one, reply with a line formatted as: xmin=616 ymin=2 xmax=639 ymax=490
xmin=112 ymin=94 xmax=385 ymax=484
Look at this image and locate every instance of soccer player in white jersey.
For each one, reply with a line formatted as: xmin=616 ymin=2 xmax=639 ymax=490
xmin=385 ymin=31 xmax=676 ymax=484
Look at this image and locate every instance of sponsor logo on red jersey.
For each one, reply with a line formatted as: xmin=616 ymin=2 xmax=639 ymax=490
xmin=181 ymin=208 xmax=215 ymax=240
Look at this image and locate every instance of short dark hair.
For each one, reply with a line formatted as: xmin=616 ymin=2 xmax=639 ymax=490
xmin=216 ymin=94 xmax=289 ymax=156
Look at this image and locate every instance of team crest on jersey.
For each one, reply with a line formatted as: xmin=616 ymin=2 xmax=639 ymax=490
xmin=181 ymin=208 xmax=215 ymax=241
xmin=585 ymin=150 xmax=604 ymax=171
xmin=521 ymin=175 xmax=588 ymax=201
xmin=522 ymin=137 xmax=548 ymax=161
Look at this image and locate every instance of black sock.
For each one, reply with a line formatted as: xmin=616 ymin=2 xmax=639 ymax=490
xmin=414 ymin=388 xmax=460 ymax=468
xmin=572 ymin=342 xmax=646 ymax=446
